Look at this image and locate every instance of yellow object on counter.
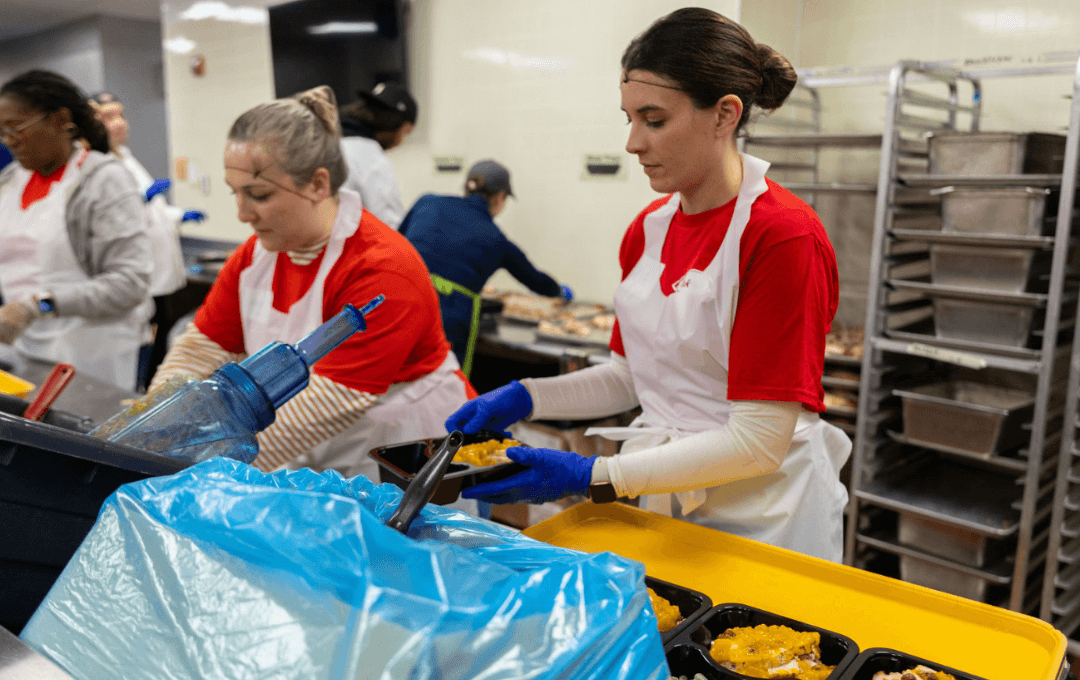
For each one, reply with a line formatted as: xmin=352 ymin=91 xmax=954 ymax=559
xmin=453 ymin=438 xmax=520 ymax=466
xmin=709 ymin=624 xmax=832 ymax=680
xmin=647 ymin=587 xmax=682 ymax=632
xmin=523 ymin=503 xmax=1067 ymax=680
xmin=0 ymin=370 xmax=35 ymax=398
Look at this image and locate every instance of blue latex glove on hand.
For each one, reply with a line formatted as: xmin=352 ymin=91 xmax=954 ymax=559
xmin=461 ymin=446 xmax=595 ymax=504
xmin=145 ymin=178 xmax=170 ymax=202
xmin=445 ymin=380 xmax=532 ymax=434
xmin=560 ymin=285 xmax=574 ymax=302
xmin=181 ymin=210 xmax=206 ymax=223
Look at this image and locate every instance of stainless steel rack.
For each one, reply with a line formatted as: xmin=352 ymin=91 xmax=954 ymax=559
xmin=845 ymin=56 xmax=1080 ymax=626
xmin=1043 ymin=56 xmax=1080 ymax=653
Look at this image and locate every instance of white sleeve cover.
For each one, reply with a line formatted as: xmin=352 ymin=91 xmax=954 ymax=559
xmin=598 ymin=400 xmax=801 ymax=498
xmin=520 ymin=353 xmax=639 ymax=421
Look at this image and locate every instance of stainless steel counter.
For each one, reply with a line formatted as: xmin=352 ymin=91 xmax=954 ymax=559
xmin=477 ymin=318 xmax=611 ymax=373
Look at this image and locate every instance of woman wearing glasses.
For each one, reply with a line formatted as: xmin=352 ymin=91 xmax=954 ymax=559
xmin=0 ymin=70 xmax=152 ymax=389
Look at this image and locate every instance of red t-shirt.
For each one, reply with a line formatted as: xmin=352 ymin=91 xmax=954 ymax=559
xmin=610 ymin=180 xmax=838 ymax=412
xmin=195 ymin=209 xmax=450 ymax=394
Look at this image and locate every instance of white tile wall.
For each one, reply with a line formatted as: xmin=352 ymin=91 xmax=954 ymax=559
xmin=161 ymin=1 xmax=276 ymax=243
xmin=391 ymin=0 xmax=740 ymax=303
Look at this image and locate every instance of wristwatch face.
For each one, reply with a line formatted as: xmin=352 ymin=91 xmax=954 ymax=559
xmin=588 ymin=482 xmax=617 ymax=504
xmin=37 ymin=297 xmax=55 ymax=315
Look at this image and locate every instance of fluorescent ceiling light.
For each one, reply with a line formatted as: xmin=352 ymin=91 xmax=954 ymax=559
xmin=180 ymin=1 xmax=268 ymax=25
xmin=307 ymin=21 xmax=378 ymax=35
xmin=164 ymin=36 xmax=197 ymax=54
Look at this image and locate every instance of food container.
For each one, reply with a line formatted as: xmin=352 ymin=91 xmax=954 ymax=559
xmin=0 ymin=369 xmax=35 ymax=398
xmin=932 ymin=297 xmax=1035 ymax=347
xmin=664 ymin=604 xmax=859 ymax=680
xmin=645 ymin=576 xmax=712 ymax=649
xmin=929 ymin=244 xmax=1044 ymax=293
xmin=898 ymin=514 xmax=1009 ymax=568
xmin=893 ymin=381 xmax=1035 ymax=456
xmin=839 ymin=648 xmax=988 ymax=680
xmin=368 ymin=431 xmax=526 ymax=505
xmin=898 ymin=555 xmax=989 ymax=602
xmin=934 ymin=186 xmax=1050 ymax=236
xmin=928 ymin=131 xmax=1067 ymax=175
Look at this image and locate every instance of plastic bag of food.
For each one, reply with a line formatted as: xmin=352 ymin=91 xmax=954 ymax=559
xmin=20 ymin=458 xmax=668 ymax=679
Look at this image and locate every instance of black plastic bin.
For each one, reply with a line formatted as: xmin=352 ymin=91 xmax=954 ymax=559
xmin=838 ymin=648 xmax=988 ymax=680
xmin=644 ymin=576 xmax=712 ymax=649
xmin=665 ymin=603 xmax=859 ymax=679
xmin=369 ymin=430 xmax=527 ymax=505
xmin=0 ymin=395 xmax=189 ymax=634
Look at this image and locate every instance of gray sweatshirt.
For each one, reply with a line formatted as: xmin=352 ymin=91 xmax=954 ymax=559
xmin=0 ymin=150 xmax=152 ymax=319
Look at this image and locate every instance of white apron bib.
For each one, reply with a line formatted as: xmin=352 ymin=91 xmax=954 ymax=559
xmin=589 ymin=154 xmax=850 ymax=562
xmin=238 ymin=189 xmax=471 ymax=481
xmin=0 ymin=149 xmax=149 ymax=390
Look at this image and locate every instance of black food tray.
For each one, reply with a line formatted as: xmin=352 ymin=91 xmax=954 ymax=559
xmin=369 ymin=430 xmax=527 ymax=505
xmin=644 ymin=576 xmax=712 ymax=649
xmin=838 ymin=648 xmax=988 ymax=680
xmin=665 ymin=603 xmax=859 ymax=680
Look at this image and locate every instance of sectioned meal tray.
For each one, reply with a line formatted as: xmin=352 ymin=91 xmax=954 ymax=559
xmin=368 ymin=431 xmax=527 ymax=505
xmin=664 ymin=603 xmax=859 ymax=679
xmin=645 ymin=576 xmax=713 ymax=648
xmin=523 ymin=503 xmax=1067 ymax=680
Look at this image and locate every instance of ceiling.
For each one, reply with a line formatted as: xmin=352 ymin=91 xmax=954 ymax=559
xmin=0 ymin=0 xmax=297 ymax=42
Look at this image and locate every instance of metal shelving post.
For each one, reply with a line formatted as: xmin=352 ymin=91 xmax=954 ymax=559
xmin=1042 ymin=54 xmax=1080 ymax=650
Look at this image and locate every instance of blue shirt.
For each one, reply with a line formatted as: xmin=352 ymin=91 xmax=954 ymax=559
xmin=400 ymin=193 xmax=561 ymax=358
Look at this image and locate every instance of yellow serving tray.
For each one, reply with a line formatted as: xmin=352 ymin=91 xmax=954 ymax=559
xmin=523 ymin=503 xmax=1066 ymax=680
xmin=0 ymin=369 xmax=34 ymax=398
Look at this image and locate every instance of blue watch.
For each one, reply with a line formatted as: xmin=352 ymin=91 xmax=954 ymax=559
xmin=34 ymin=293 xmax=56 ymax=317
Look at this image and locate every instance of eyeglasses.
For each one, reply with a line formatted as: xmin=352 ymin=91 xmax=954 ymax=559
xmin=0 ymin=113 xmax=46 ymax=142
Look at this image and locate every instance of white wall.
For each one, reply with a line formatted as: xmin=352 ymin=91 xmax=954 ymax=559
xmin=0 ymin=18 xmax=104 ymax=93
xmin=161 ymin=1 xmax=276 ymax=243
xmin=391 ymin=0 xmax=740 ymax=303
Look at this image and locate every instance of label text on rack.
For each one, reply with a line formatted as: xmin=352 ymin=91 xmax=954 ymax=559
xmin=906 ymin=343 xmax=987 ymax=369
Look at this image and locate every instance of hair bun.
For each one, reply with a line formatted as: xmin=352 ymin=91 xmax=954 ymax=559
xmin=755 ymin=42 xmax=797 ymax=110
xmin=294 ymin=85 xmax=340 ymax=136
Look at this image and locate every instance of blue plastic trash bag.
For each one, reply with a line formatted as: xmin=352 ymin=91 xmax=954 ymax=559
xmin=21 ymin=458 xmax=669 ymax=679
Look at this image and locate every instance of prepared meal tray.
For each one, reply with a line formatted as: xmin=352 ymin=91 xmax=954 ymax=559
xmin=497 ymin=291 xmax=607 ymax=325
xmin=838 ymin=648 xmax=987 ymax=680
xmin=368 ymin=431 xmax=527 ymax=505
xmin=645 ymin=576 xmax=712 ymax=649
xmin=535 ymin=314 xmax=615 ymax=348
xmin=665 ymin=603 xmax=859 ymax=680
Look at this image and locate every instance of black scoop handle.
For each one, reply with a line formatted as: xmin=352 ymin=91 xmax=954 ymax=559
xmin=386 ymin=430 xmax=464 ymax=534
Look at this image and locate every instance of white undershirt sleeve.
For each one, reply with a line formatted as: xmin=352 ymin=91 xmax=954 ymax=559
xmin=519 ymin=353 xmax=638 ymax=420
xmin=595 ymin=400 xmax=801 ymax=498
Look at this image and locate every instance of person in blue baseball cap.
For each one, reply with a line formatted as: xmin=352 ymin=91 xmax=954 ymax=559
xmin=399 ymin=159 xmax=572 ymax=376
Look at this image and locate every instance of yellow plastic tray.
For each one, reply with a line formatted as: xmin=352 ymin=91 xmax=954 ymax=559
xmin=523 ymin=503 xmax=1066 ymax=680
xmin=0 ymin=369 xmax=34 ymax=398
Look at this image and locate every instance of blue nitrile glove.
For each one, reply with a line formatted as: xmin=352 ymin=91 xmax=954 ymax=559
xmin=461 ymin=446 xmax=595 ymax=504
xmin=145 ymin=178 xmax=170 ymax=202
xmin=181 ymin=210 xmax=206 ymax=223
xmin=445 ymin=380 xmax=532 ymax=434
xmin=560 ymin=285 xmax=574 ymax=302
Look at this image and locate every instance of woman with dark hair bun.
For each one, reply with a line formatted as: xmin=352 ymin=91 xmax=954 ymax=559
xmin=447 ymin=8 xmax=850 ymax=562
xmin=0 ymin=69 xmax=152 ymax=389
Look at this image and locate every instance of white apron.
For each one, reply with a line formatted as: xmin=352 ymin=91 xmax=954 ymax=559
xmin=117 ymin=147 xmax=186 ymax=297
xmin=238 ymin=189 xmax=471 ymax=482
xmin=0 ymin=149 xmax=149 ymax=390
xmin=588 ymin=154 xmax=851 ymax=562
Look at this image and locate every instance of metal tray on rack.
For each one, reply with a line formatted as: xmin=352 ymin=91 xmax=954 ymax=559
xmin=935 ymin=186 xmax=1052 ymax=236
xmin=893 ymin=381 xmax=1035 ymax=456
xmin=930 ymin=244 xmax=1050 ymax=293
xmin=855 ymin=457 xmax=1021 ymax=538
xmin=897 ymin=513 xmax=1012 ymax=568
xmin=934 ymin=298 xmax=1036 ymax=348
xmin=927 ymin=131 xmax=1067 ymax=176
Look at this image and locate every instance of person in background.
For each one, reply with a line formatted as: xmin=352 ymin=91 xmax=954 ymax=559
xmin=400 ymin=159 xmax=572 ymax=374
xmin=90 ymin=91 xmax=205 ymax=389
xmin=446 ymin=8 xmax=851 ymax=562
xmin=0 ymin=70 xmax=152 ymax=389
xmin=338 ymin=81 xmax=417 ymax=230
xmin=151 ymin=86 xmax=474 ymax=484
